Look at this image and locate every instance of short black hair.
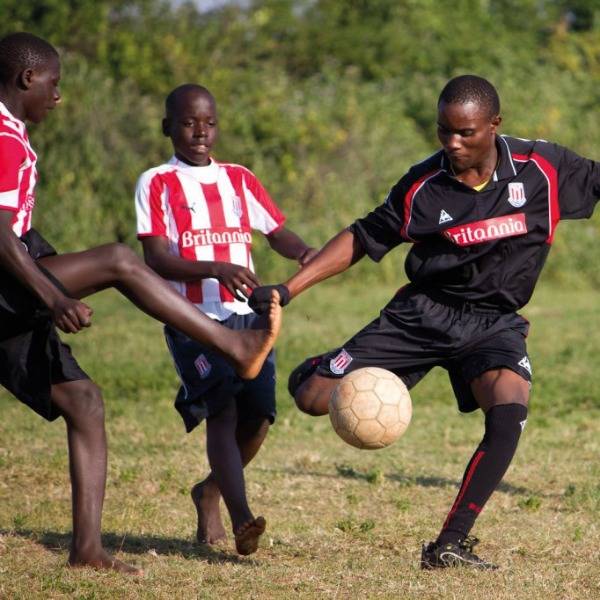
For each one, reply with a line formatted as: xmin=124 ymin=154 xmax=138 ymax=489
xmin=438 ymin=75 xmax=500 ymax=118
xmin=165 ymin=84 xmax=215 ymax=117
xmin=0 ymin=32 xmax=58 ymax=85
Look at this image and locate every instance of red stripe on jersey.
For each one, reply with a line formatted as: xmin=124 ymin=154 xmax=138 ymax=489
xmin=149 ymin=173 xmax=167 ymax=236
xmin=237 ymin=166 xmax=284 ymax=225
xmin=401 ymin=170 xmax=442 ymax=241
xmin=202 ymin=182 xmax=235 ymax=302
xmin=163 ymin=171 xmax=203 ymax=303
xmin=223 ymin=167 xmax=254 ymax=280
xmin=512 ymin=153 xmax=560 ymax=244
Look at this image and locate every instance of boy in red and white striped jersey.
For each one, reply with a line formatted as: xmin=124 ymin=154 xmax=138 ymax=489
xmin=135 ymin=84 xmax=316 ymax=555
xmin=0 ymin=33 xmax=282 ymax=575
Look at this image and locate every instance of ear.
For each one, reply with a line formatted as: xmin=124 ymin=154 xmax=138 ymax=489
xmin=161 ymin=117 xmax=170 ymax=137
xmin=17 ymin=68 xmax=35 ymax=91
xmin=490 ymin=115 xmax=502 ymax=132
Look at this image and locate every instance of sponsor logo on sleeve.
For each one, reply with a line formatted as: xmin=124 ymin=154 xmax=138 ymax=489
xmin=330 ymin=349 xmax=353 ymax=375
xmin=443 ymin=213 xmax=527 ymax=246
xmin=507 ymin=182 xmax=527 ymax=207
xmin=194 ymin=354 xmax=212 ymax=379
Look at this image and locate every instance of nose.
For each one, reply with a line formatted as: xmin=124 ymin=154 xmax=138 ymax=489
xmin=54 ymin=87 xmax=62 ymax=105
xmin=445 ymin=133 xmax=462 ymax=152
xmin=194 ymin=122 xmax=207 ymax=137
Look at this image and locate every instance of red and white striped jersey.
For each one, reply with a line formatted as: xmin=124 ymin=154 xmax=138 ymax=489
xmin=135 ymin=157 xmax=286 ymax=320
xmin=0 ymin=101 xmax=38 ymax=237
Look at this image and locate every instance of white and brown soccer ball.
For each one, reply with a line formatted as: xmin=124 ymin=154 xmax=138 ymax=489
xmin=329 ymin=367 xmax=412 ymax=450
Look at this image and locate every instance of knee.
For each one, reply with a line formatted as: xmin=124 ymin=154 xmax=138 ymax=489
xmin=107 ymin=243 xmax=140 ymax=279
xmin=294 ymin=390 xmax=324 ymax=416
xmin=59 ymin=381 xmax=105 ymax=426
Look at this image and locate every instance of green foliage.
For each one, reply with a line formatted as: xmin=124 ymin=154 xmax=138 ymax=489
xmin=2 ymin=0 xmax=600 ymax=283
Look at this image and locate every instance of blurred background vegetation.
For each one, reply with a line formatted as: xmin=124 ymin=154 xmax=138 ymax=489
xmin=2 ymin=0 xmax=599 ymax=287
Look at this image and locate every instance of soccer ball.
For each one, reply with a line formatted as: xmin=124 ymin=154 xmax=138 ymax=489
xmin=328 ymin=367 xmax=412 ymax=450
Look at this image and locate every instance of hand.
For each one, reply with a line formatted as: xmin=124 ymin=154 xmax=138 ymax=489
xmin=213 ymin=263 xmax=261 ymax=301
xmin=50 ymin=295 xmax=93 ymax=333
xmin=298 ymin=247 xmax=319 ymax=266
xmin=248 ymin=284 xmax=290 ymax=314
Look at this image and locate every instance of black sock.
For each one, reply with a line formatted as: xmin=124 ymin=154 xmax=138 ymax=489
xmin=436 ymin=403 xmax=528 ymax=546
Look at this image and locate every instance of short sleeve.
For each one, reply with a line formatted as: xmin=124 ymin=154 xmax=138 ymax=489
xmin=554 ymin=144 xmax=600 ymax=220
xmin=349 ymin=181 xmax=408 ymax=262
xmin=242 ymin=170 xmax=285 ymax=234
xmin=135 ymin=171 xmax=167 ymax=237
xmin=0 ymin=134 xmax=27 ymax=210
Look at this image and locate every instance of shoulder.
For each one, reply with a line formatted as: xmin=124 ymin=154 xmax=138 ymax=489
xmin=135 ymin=163 xmax=176 ymax=188
xmin=500 ymin=134 xmax=566 ymax=166
xmin=215 ymin=161 xmax=262 ymax=183
xmin=388 ymin=150 xmax=445 ymax=202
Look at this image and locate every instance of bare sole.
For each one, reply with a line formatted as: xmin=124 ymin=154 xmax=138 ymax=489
xmin=234 ymin=516 xmax=266 ymax=556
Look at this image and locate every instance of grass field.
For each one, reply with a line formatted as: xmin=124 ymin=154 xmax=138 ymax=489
xmin=1 ymin=277 xmax=599 ymax=599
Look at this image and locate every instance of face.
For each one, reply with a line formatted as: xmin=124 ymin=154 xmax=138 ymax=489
xmin=437 ymin=100 xmax=500 ymax=173
xmin=22 ymin=55 xmax=61 ymax=123
xmin=163 ymin=91 xmax=218 ymax=166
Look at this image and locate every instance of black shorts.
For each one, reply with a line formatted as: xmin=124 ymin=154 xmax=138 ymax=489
xmin=0 ymin=229 xmax=89 ymax=421
xmin=165 ymin=312 xmax=276 ymax=433
xmin=316 ymin=286 xmax=532 ymax=412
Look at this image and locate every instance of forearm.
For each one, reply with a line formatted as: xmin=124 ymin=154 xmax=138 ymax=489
xmin=267 ymin=228 xmax=311 ymax=260
xmin=143 ymin=249 xmax=218 ymax=282
xmin=284 ymin=229 xmax=365 ymax=298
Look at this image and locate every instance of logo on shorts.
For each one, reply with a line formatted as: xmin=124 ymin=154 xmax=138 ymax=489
xmin=194 ymin=354 xmax=212 ymax=379
xmin=439 ymin=209 xmax=453 ymax=224
xmin=330 ymin=349 xmax=353 ymax=375
xmin=518 ymin=356 xmax=532 ymax=374
xmin=520 ymin=419 xmax=528 ymax=431
xmin=507 ymin=182 xmax=527 ymax=207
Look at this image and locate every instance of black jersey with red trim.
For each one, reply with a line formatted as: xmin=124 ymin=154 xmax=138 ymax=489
xmin=350 ymin=135 xmax=600 ymax=311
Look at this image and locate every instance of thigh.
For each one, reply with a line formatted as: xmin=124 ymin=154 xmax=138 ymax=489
xmin=38 ymin=244 xmax=126 ymax=299
xmin=450 ymin=324 xmax=532 ymax=413
xmin=470 ymin=368 xmax=530 ymax=413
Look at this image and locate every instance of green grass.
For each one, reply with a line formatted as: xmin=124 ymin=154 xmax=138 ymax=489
xmin=1 ymin=279 xmax=600 ymax=599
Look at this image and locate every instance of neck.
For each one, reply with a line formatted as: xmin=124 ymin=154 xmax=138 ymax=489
xmin=450 ymin=144 xmax=498 ymax=187
xmin=0 ymin=87 xmax=25 ymax=120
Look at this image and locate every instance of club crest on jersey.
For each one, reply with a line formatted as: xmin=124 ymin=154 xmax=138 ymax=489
xmin=194 ymin=354 xmax=212 ymax=379
xmin=330 ymin=349 xmax=353 ymax=375
xmin=231 ymin=194 xmax=243 ymax=218
xmin=439 ymin=209 xmax=453 ymax=224
xmin=507 ymin=182 xmax=527 ymax=207
xmin=518 ymin=356 xmax=532 ymax=375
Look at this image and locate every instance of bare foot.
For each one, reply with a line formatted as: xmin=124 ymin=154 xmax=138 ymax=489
xmin=234 ymin=516 xmax=266 ymax=556
xmin=69 ymin=549 xmax=143 ymax=576
xmin=234 ymin=290 xmax=282 ymax=379
xmin=191 ymin=480 xmax=227 ymax=544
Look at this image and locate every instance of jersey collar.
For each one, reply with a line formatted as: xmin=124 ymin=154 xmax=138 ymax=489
xmin=168 ymin=156 xmax=219 ymax=183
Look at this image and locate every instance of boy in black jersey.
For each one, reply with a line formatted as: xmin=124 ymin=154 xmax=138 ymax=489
xmin=249 ymin=74 xmax=600 ymax=569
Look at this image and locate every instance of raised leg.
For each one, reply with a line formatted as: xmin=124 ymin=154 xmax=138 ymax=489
xmin=51 ymin=380 xmax=142 ymax=575
xmin=294 ymin=372 xmax=338 ymax=416
xmin=38 ymin=245 xmax=281 ymax=379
